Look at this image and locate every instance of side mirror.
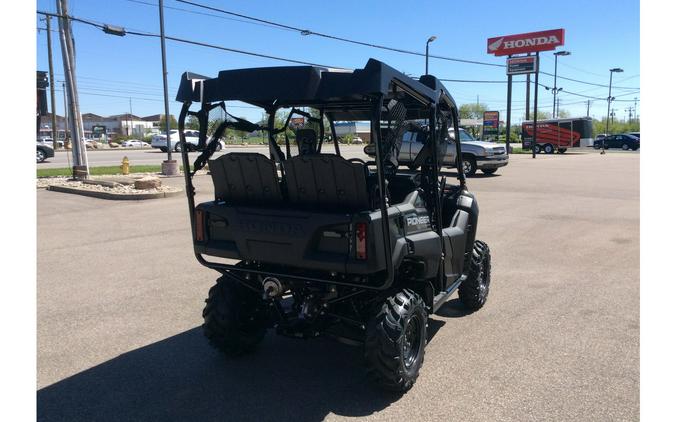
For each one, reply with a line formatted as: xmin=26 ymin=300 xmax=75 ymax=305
xmin=363 ymin=144 xmax=375 ymax=156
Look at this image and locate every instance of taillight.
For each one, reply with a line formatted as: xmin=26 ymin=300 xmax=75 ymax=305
xmin=355 ymin=222 xmax=367 ymax=260
xmin=195 ymin=209 xmax=205 ymax=242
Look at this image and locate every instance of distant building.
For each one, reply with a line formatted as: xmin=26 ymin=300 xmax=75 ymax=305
xmin=334 ymin=121 xmax=371 ymax=142
xmin=38 ymin=112 xmax=174 ymax=140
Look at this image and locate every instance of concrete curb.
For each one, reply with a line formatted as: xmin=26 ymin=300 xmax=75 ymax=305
xmin=47 ymin=185 xmax=183 ymax=200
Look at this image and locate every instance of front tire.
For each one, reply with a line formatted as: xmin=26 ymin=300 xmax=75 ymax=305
xmin=462 ymin=155 xmax=477 ymax=177
xmin=622 ymin=143 xmax=629 ymax=150
xmin=36 ymin=149 xmax=46 ymax=163
xmin=481 ymin=168 xmax=498 ymax=175
xmin=544 ymin=144 xmax=554 ymax=154
xmin=202 ymin=278 xmax=267 ymax=356
xmin=365 ymin=289 xmax=427 ymax=392
xmin=534 ymin=144 xmax=542 ymax=154
xmin=558 ymin=148 xmax=567 ymax=154
xmin=458 ymin=240 xmax=491 ymax=311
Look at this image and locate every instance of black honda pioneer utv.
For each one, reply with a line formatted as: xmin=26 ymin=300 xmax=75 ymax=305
xmin=175 ymin=59 xmax=491 ymax=391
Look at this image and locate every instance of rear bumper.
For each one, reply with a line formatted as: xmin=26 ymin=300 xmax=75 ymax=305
xmin=476 ymin=156 xmax=508 ymax=169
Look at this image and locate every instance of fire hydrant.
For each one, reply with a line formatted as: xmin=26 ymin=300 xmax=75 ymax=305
xmin=121 ymin=156 xmax=130 ymax=175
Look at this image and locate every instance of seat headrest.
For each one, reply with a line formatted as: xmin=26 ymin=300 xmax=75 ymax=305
xmin=295 ymin=128 xmax=318 ymax=156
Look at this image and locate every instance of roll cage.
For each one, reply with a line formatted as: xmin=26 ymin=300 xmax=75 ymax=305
xmin=175 ymin=58 xmax=466 ymax=291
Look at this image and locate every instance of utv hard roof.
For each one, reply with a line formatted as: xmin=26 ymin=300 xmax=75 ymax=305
xmin=175 ymin=59 xmax=457 ymax=119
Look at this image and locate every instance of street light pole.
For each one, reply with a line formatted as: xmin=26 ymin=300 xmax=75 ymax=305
xmin=553 ymin=51 xmax=570 ymax=118
xmin=603 ymin=67 xmax=623 ymax=155
xmin=425 ymin=36 xmax=437 ymax=75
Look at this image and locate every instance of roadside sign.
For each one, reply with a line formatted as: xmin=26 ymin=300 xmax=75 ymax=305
xmin=290 ymin=117 xmax=305 ymax=127
xmin=92 ymin=125 xmax=107 ymax=143
xmin=483 ymin=111 xmax=499 ymax=138
xmin=507 ymin=56 xmax=538 ymax=75
xmin=487 ymin=29 xmax=565 ymax=56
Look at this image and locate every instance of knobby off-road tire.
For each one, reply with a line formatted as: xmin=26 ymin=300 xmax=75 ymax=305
xmin=202 ymin=278 xmax=267 ymax=356
xmin=365 ymin=289 xmax=427 ymax=392
xmin=458 ymin=240 xmax=492 ymax=311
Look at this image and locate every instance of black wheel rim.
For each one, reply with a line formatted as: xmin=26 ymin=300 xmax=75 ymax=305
xmin=402 ymin=314 xmax=422 ymax=369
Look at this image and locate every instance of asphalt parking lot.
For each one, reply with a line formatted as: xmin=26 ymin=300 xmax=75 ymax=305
xmin=37 ymin=151 xmax=639 ymax=421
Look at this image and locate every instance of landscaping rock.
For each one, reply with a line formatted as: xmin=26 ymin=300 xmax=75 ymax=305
xmin=134 ymin=176 xmax=162 ymax=190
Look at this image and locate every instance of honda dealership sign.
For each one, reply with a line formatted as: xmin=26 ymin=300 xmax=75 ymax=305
xmin=487 ymin=29 xmax=565 ymax=56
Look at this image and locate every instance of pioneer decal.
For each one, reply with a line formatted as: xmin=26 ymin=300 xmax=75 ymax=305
xmin=406 ymin=214 xmax=430 ymax=230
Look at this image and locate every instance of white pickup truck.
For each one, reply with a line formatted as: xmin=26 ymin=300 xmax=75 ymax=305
xmin=399 ymin=127 xmax=508 ymax=176
xmin=151 ymin=129 xmax=224 ymax=152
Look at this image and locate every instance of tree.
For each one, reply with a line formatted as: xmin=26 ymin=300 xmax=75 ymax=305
xmin=159 ymin=114 xmax=178 ymax=130
xmin=186 ymin=115 xmax=200 ymax=130
xmin=522 ymin=110 xmax=552 ymax=121
xmin=459 ymin=103 xmax=489 ymax=120
xmin=557 ymin=109 xmax=571 ymax=118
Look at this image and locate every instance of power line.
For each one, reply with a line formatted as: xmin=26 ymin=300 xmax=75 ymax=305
xmin=174 ymin=0 xmax=505 ymax=68
xmin=125 ymin=0 xmax=296 ymax=32
xmin=37 ymin=9 xmax=341 ymax=68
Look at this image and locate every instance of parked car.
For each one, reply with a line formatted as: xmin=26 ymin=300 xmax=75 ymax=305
xmin=36 ymin=142 xmax=54 ymax=163
xmin=593 ymin=134 xmax=640 ymax=151
xmin=151 ymin=129 xmax=224 ymax=152
xmin=37 ymin=137 xmax=64 ymax=148
xmin=627 ymin=131 xmax=640 ymax=140
xmin=595 ymin=133 xmax=608 ymax=141
xmin=352 ymin=136 xmax=364 ymax=144
xmin=120 ymin=139 xmax=150 ymax=148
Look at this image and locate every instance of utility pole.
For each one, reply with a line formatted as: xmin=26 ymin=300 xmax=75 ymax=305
xmin=129 ymin=98 xmax=134 ymax=137
xmin=45 ymin=16 xmax=58 ymax=150
xmin=159 ymin=0 xmax=178 ymax=175
xmin=611 ymin=108 xmax=616 ymax=124
xmin=57 ymin=0 xmax=89 ymax=176
xmin=634 ymin=97 xmax=638 ymax=121
xmin=586 ymin=100 xmax=590 ymax=117
xmin=556 ymin=97 xmax=560 ymax=117
xmin=62 ymin=82 xmax=68 ymax=145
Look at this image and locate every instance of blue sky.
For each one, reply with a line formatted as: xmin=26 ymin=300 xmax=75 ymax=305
xmin=36 ymin=0 xmax=640 ymax=124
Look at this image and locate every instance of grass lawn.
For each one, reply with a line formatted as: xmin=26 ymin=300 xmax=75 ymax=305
xmin=36 ymin=165 xmax=171 ymax=178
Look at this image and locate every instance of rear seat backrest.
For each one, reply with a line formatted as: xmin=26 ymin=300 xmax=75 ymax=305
xmin=208 ymin=153 xmax=283 ymax=205
xmin=285 ymin=154 xmax=371 ymax=212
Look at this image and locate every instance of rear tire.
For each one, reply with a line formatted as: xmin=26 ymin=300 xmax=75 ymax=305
xmin=365 ymin=289 xmax=427 ymax=392
xmin=558 ymin=148 xmax=567 ymax=154
xmin=622 ymin=143 xmax=629 ymax=150
xmin=458 ymin=240 xmax=491 ymax=311
xmin=202 ymin=278 xmax=267 ymax=356
xmin=36 ymin=149 xmax=46 ymax=163
xmin=544 ymin=144 xmax=554 ymax=154
xmin=534 ymin=144 xmax=541 ymax=154
xmin=481 ymin=168 xmax=498 ymax=175
xmin=159 ymin=147 xmax=167 ymax=153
